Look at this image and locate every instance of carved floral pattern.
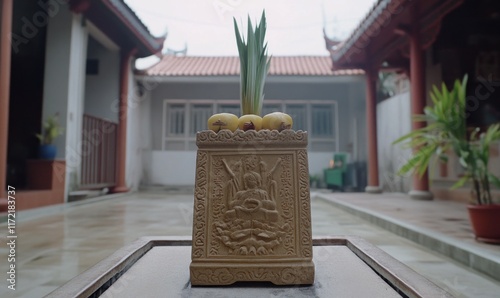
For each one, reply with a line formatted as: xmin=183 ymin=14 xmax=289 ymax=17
xmin=192 ymin=151 xmax=208 ymax=259
xmin=190 ymin=265 xmax=315 ymax=285
xmin=196 ymin=130 xmax=308 ymax=148
xmin=298 ymin=149 xmax=313 ymax=258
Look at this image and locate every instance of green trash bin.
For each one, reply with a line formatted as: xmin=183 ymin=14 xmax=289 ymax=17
xmin=324 ymin=153 xmax=349 ymax=191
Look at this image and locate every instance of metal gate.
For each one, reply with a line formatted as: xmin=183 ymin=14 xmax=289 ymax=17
xmin=80 ymin=114 xmax=117 ymax=189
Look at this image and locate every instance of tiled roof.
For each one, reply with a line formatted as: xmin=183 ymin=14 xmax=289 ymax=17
xmin=143 ymin=56 xmax=363 ymax=76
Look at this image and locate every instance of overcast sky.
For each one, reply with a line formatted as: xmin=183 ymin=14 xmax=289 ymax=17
xmin=124 ymin=0 xmax=376 ymax=67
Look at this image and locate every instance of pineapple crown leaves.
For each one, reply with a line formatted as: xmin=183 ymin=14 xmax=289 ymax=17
xmin=233 ymin=11 xmax=271 ymax=116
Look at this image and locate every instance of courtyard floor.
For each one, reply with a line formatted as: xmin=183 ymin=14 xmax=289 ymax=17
xmin=0 ymin=190 xmax=499 ymax=297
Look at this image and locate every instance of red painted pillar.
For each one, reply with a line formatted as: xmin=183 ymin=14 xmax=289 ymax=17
xmin=111 ymin=49 xmax=136 ymax=193
xmin=408 ymin=10 xmax=433 ymax=200
xmin=365 ymin=66 xmax=382 ymax=194
xmin=0 ymin=0 xmax=13 ymax=201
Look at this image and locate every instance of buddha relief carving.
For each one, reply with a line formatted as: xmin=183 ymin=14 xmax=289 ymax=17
xmin=214 ymin=156 xmax=291 ymax=256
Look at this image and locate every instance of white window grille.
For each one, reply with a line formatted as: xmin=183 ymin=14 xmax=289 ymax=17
xmin=285 ymin=104 xmax=307 ymax=131
xmin=311 ymin=104 xmax=334 ymax=137
xmin=218 ymin=104 xmax=241 ymax=116
xmin=190 ymin=104 xmax=212 ymax=136
xmin=262 ymin=104 xmax=282 ymax=115
xmin=167 ymin=104 xmax=185 ymax=136
xmin=162 ymin=99 xmax=338 ymax=152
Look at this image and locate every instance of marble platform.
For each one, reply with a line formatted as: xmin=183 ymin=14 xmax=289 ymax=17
xmin=48 ymin=237 xmax=451 ymax=298
xmin=1 ymin=192 xmax=499 ymax=297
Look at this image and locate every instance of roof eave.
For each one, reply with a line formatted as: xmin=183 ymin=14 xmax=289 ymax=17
xmin=331 ymin=0 xmax=465 ymax=69
xmin=136 ymin=74 xmax=364 ymax=85
xmin=101 ymin=0 xmax=164 ymax=57
xmin=332 ymin=0 xmax=406 ymax=68
xmin=71 ymin=0 xmax=164 ymax=57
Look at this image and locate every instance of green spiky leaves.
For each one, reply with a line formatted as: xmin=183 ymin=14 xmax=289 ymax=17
xmin=234 ymin=11 xmax=271 ymax=116
xmin=393 ymin=75 xmax=500 ymax=205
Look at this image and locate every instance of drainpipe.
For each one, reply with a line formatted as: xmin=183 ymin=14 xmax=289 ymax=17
xmin=112 ymin=48 xmax=137 ymax=193
xmin=365 ymin=66 xmax=382 ymax=194
xmin=0 ymin=0 xmax=13 ymax=201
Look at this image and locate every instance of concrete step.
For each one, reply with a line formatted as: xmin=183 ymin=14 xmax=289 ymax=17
xmin=316 ymin=193 xmax=500 ymax=282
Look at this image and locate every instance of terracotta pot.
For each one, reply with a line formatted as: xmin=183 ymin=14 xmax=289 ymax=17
xmin=467 ymin=204 xmax=500 ymax=244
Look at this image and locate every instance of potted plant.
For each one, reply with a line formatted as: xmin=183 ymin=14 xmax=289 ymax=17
xmin=36 ymin=113 xmax=64 ymax=159
xmin=394 ymin=75 xmax=500 ymax=243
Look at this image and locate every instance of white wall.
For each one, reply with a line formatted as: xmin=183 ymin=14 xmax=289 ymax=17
xmin=126 ymin=73 xmax=151 ymax=190
xmin=348 ymin=81 xmax=367 ymax=163
xmin=376 ymin=92 xmax=412 ymax=192
xmin=84 ymin=37 xmax=120 ymax=122
xmin=149 ymin=151 xmax=197 ymax=186
xmin=43 ymin=5 xmax=88 ymax=198
xmin=145 ymin=150 xmax=334 ymax=186
xmin=140 ymin=77 xmax=368 ymax=187
xmin=308 ymin=152 xmax=335 ymax=178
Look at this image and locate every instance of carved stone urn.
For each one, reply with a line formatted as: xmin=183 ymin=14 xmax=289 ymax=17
xmin=190 ymin=129 xmax=314 ymax=286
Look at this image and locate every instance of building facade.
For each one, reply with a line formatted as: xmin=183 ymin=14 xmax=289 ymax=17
xmin=0 ymin=0 xmax=164 ymax=210
xmin=328 ymin=0 xmax=500 ymax=201
xmin=137 ymin=56 xmax=368 ymax=188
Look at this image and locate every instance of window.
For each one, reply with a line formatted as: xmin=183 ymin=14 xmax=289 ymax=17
xmin=190 ymin=104 xmax=212 ymax=136
xmin=167 ymin=104 xmax=185 ymax=136
xmin=262 ymin=104 xmax=282 ymax=115
xmin=163 ymin=100 xmax=338 ymax=151
xmin=218 ymin=104 xmax=240 ymax=116
xmin=311 ymin=104 xmax=334 ymax=137
xmin=286 ymin=104 xmax=307 ymax=131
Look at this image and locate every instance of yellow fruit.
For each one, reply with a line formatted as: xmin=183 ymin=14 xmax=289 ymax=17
xmin=207 ymin=113 xmax=238 ymax=132
xmin=262 ymin=112 xmax=293 ymax=131
xmin=238 ymin=114 xmax=263 ymax=131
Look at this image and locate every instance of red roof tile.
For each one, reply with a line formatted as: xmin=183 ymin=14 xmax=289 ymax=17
xmin=143 ymin=56 xmax=363 ymax=76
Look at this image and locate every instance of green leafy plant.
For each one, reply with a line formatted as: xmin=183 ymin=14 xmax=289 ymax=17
xmin=394 ymin=75 xmax=500 ymax=205
xmin=36 ymin=113 xmax=64 ymax=145
xmin=233 ymin=11 xmax=271 ymax=116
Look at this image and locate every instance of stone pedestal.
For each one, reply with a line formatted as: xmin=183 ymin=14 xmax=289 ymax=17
xmin=190 ymin=130 xmax=314 ymax=285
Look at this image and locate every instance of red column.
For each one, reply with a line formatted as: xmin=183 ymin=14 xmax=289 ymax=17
xmin=365 ymin=66 xmax=382 ymax=194
xmin=111 ymin=49 xmax=136 ymax=193
xmin=408 ymin=12 xmax=433 ymax=200
xmin=0 ymin=0 xmax=13 ymax=201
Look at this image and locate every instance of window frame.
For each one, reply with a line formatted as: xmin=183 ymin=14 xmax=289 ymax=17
xmin=162 ymin=99 xmax=339 ymax=152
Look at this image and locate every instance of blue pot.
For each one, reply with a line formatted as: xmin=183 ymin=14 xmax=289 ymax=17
xmin=38 ymin=144 xmax=57 ymax=159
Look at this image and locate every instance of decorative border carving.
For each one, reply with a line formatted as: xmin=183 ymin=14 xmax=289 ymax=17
xmin=190 ymin=264 xmax=315 ymax=285
xmin=192 ymin=151 xmax=208 ymax=259
xmin=298 ymin=149 xmax=313 ymax=258
xmin=196 ymin=130 xmax=308 ymax=148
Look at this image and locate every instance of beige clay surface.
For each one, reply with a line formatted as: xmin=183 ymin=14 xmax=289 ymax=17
xmin=190 ymin=130 xmax=314 ymax=285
